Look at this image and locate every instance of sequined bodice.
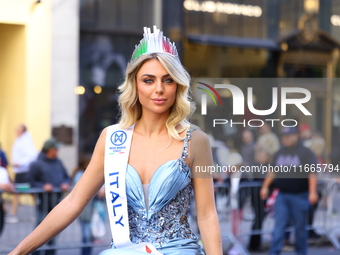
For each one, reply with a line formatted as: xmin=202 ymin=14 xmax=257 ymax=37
xmin=125 ymin=129 xmax=197 ymax=248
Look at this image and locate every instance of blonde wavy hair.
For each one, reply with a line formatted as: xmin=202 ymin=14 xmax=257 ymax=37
xmin=118 ymin=53 xmax=195 ymax=140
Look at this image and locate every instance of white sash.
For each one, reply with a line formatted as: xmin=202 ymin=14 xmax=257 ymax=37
xmin=104 ymin=124 xmax=163 ymax=254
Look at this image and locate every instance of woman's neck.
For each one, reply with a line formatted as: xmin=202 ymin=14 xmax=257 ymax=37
xmin=135 ymin=114 xmax=169 ymax=138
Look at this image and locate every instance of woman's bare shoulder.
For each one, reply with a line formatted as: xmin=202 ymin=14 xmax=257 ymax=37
xmin=90 ymin=126 xmax=109 ymax=155
xmin=97 ymin=126 xmax=108 ymax=143
xmin=189 ymin=127 xmax=212 ymax=159
xmin=190 ymin=127 xmax=210 ymax=145
xmin=188 ymin=128 xmax=213 ymax=178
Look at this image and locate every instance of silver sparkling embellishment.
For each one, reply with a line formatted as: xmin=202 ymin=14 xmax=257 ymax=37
xmin=128 ymin=183 xmax=197 ymax=247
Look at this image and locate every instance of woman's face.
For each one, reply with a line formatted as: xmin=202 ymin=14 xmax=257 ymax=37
xmin=136 ymin=59 xmax=177 ymax=116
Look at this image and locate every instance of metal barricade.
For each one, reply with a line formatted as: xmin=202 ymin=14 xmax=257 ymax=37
xmin=214 ymin=182 xmax=250 ymax=255
xmin=229 ymin=181 xmax=272 ymax=255
xmin=0 ymin=188 xmax=111 ymax=254
xmin=2 ymin=180 xmax=339 ymax=254
xmin=215 ymin=179 xmax=340 ymax=255
xmin=312 ymin=178 xmax=340 ymax=250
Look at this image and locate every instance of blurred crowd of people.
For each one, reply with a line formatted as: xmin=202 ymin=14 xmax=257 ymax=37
xmin=209 ymin=122 xmax=332 ymax=255
xmin=0 ymin=124 xmax=105 ymax=255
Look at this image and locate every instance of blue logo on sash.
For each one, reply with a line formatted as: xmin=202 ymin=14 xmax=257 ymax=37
xmin=111 ymin=131 xmax=127 ymax=146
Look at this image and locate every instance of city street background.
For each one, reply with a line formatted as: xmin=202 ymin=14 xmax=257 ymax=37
xmin=1 ymin=0 xmax=340 ymax=255
xmin=0 ymin=187 xmax=339 ymax=255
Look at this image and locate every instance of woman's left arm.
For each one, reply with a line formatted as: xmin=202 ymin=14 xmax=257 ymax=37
xmin=190 ymin=130 xmax=222 ymax=255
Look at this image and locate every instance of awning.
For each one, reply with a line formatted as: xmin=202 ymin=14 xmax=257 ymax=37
xmin=187 ymin=34 xmax=281 ymax=50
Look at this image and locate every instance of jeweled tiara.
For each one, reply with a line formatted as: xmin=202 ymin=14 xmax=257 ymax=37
xmin=130 ymin=25 xmax=178 ymax=62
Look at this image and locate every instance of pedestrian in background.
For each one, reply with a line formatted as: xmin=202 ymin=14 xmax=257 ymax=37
xmin=27 ymin=138 xmax=70 ymax=255
xmin=208 ymin=133 xmax=230 ymax=183
xmin=0 ymin=164 xmax=15 ymax=235
xmin=260 ymin=126 xmax=318 ymax=255
xmin=248 ymin=148 xmax=272 ymax=252
xmin=299 ymin=123 xmax=325 ymax=164
xmin=226 ymin=152 xmax=245 ymax=255
xmin=256 ymin=122 xmax=280 ymax=158
xmin=0 ymin=142 xmax=9 ymax=169
xmin=240 ymin=129 xmax=256 ymax=168
xmin=72 ymin=156 xmax=105 ymax=255
xmin=8 ymin=124 xmax=37 ymax=223
xmin=298 ymin=123 xmax=323 ymax=240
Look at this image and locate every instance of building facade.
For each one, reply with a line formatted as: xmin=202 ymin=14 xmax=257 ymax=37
xmin=78 ymin=0 xmax=339 ymax=159
xmin=0 ymin=0 xmax=79 ymax=174
xmin=178 ymin=0 xmax=339 ymax=158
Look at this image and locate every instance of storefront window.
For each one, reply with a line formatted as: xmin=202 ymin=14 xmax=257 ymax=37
xmin=183 ymin=0 xmax=268 ymax=38
xmin=79 ymin=0 xmax=155 ymax=153
xmin=79 ymin=33 xmax=141 ymax=153
xmin=330 ymin=0 xmax=340 ymax=42
xmin=278 ymin=0 xmax=304 ymax=37
xmin=80 ymin=0 xmax=153 ymax=32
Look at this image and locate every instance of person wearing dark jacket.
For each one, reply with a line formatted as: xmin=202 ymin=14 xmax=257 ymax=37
xmin=28 ymin=138 xmax=70 ymax=255
xmin=260 ymin=126 xmax=318 ymax=255
xmin=0 ymin=142 xmax=8 ymax=169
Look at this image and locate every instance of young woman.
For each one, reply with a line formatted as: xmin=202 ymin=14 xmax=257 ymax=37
xmin=9 ymin=26 xmax=222 ymax=255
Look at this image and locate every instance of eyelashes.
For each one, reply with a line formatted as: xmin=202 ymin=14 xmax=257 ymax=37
xmin=143 ymin=78 xmax=175 ymax=84
xmin=143 ymin=79 xmax=153 ymax=84
xmin=164 ymin=78 xmax=174 ymax=83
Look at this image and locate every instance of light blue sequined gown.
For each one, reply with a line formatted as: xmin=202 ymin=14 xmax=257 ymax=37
xmin=105 ymin=129 xmax=204 ymax=255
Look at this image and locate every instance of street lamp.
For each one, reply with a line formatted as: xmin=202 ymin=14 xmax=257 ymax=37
xmin=304 ymin=0 xmax=319 ymax=14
